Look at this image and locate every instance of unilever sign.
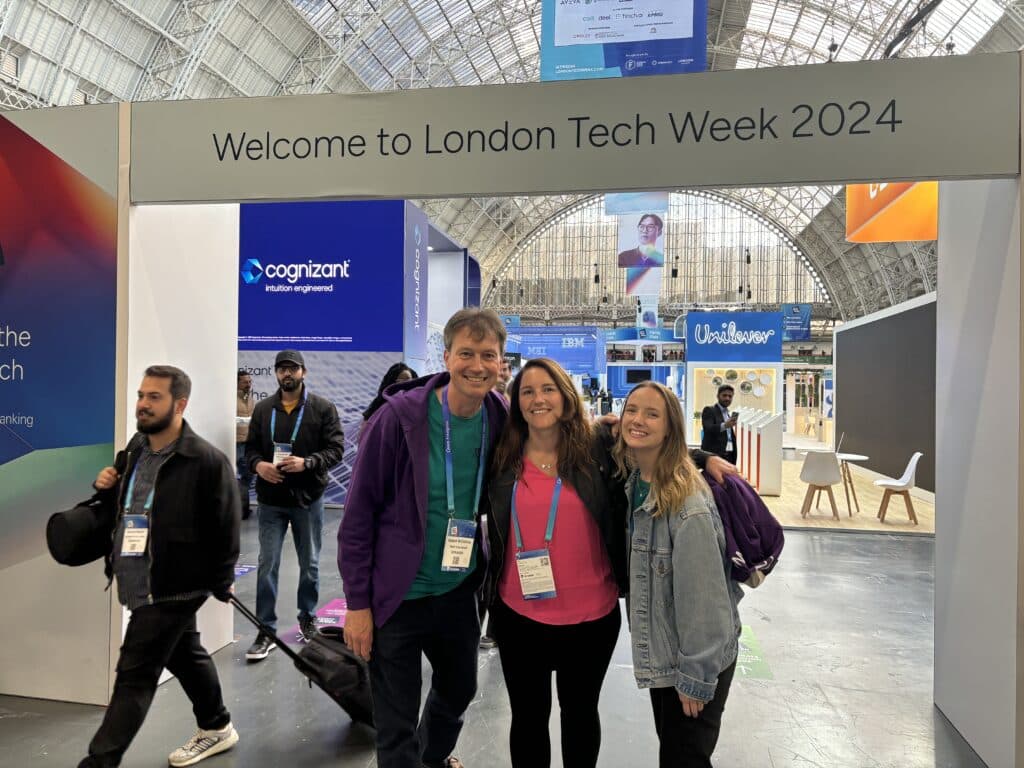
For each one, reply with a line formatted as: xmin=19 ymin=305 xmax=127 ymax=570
xmin=686 ymin=312 xmax=783 ymax=363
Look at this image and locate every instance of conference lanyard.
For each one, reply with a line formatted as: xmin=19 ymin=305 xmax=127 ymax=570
xmin=123 ymin=463 xmax=155 ymax=515
xmin=441 ymin=386 xmax=488 ymax=520
xmin=510 ymin=477 xmax=562 ymax=551
xmin=270 ymin=391 xmax=307 ymax=443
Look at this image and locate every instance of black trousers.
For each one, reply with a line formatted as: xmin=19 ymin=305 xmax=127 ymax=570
xmin=490 ymin=599 xmax=622 ymax=768
xmin=85 ymin=597 xmax=230 ymax=767
xmin=648 ymin=661 xmax=736 ymax=768
xmin=369 ymin=578 xmax=481 ymax=768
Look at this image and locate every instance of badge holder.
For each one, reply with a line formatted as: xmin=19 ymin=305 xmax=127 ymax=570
xmin=441 ymin=518 xmax=478 ymax=572
xmin=121 ymin=515 xmax=149 ymax=557
xmin=516 ymin=548 xmax=557 ymax=600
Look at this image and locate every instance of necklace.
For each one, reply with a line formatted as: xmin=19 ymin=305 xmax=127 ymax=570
xmin=538 ymin=462 xmax=555 ymax=470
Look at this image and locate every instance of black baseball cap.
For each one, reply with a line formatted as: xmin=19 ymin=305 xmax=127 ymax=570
xmin=275 ymin=350 xmax=305 ymax=368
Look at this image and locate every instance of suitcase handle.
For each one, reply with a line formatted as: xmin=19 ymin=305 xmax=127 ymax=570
xmin=229 ymin=594 xmax=309 ymax=669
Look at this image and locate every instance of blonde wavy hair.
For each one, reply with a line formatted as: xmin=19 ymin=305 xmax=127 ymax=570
xmin=613 ymin=381 xmax=705 ymax=517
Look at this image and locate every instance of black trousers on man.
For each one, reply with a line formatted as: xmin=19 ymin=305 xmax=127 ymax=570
xmin=369 ymin=577 xmax=480 ymax=768
xmin=648 ymin=661 xmax=736 ymax=768
xmin=84 ymin=596 xmax=231 ymax=767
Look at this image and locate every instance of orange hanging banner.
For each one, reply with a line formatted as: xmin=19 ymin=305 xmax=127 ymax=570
xmin=845 ymin=181 xmax=938 ymax=243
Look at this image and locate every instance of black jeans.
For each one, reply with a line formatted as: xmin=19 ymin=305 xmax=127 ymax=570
xmin=85 ymin=597 xmax=230 ymax=767
xmin=490 ymin=599 xmax=622 ymax=768
xmin=648 ymin=660 xmax=736 ymax=768
xmin=369 ymin=578 xmax=480 ymax=768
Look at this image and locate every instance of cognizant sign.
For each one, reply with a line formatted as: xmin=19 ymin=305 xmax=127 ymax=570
xmin=685 ymin=311 xmax=783 ymax=363
xmin=241 ymin=257 xmax=352 ymax=292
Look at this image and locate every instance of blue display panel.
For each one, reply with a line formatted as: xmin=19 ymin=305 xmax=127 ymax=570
xmin=512 ymin=326 xmax=603 ymax=376
xmin=540 ymin=0 xmax=707 ymax=81
xmin=782 ymin=303 xmax=812 ymax=342
xmin=404 ymin=202 xmax=430 ymax=372
xmin=606 ymin=365 xmax=671 ymax=397
xmin=685 ymin=312 xmax=783 ymax=363
xmin=238 ymin=200 xmax=406 ymax=352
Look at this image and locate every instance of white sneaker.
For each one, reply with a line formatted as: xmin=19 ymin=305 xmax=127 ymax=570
xmin=168 ymin=723 xmax=239 ymax=767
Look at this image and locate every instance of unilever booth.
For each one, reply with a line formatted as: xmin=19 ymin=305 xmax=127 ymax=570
xmin=685 ymin=312 xmax=784 ymax=495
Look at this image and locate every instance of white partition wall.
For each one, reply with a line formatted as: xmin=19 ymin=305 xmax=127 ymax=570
xmin=935 ymin=179 xmax=1021 ymax=768
xmin=126 ymin=204 xmax=240 ymax=657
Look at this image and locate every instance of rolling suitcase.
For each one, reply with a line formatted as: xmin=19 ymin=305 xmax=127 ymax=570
xmin=229 ymin=595 xmax=375 ymax=728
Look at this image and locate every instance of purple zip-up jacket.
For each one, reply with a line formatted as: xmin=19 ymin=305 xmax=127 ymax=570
xmin=338 ymin=371 xmax=509 ymax=627
xmin=706 ymin=474 xmax=785 ymax=585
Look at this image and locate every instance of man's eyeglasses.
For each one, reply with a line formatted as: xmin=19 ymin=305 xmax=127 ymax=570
xmin=638 ymin=224 xmax=660 ymax=232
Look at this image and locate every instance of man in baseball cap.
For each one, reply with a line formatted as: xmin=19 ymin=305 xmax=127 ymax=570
xmin=243 ymin=349 xmax=345 ymax=660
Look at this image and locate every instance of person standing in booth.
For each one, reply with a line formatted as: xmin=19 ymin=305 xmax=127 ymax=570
xmin=616 ymin=381 xmax=743 ymax=767
xmin=701 ymin=384 xmax=738 ymax=465
xmin=79 ymin=365 xmax=241 ymax=768
xmin=484 ymin=358 xmax=625 ymax=768
xmin=236 ymin=369 xmax=256 ymax=520
xmin=340 ymin=308 xmax=509 ymax=768
xmin=244 ymin=349 xmax=345 ymax=660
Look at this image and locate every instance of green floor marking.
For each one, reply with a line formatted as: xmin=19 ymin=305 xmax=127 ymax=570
xmin=736 ymin=625 xmax=773 ymax=680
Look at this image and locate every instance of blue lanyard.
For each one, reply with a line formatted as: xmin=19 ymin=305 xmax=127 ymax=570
xmin=124 ymin=464 xmax=155 ymax=514
xmin=510 ymin=476 xmax=562 ymax=551
xmin=441 ymin=386 xmax=488 ymax=520
xmin=271 ymin=390 xmax=307 ymax=443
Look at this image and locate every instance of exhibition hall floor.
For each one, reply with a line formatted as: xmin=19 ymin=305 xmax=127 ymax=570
xmin=765 ymin=458 xmax=936 ymax=535
xmin=0 ymin=508 xmax=978 ymax=767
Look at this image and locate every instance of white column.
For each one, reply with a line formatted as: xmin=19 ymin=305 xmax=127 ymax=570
xmin=934 ymin=178 xmax=1021 ymax=768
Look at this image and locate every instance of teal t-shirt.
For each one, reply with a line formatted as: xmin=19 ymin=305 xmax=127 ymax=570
xmin=632 ymin=477 xmax=652 ymax=512
xmin=405 ymin=392 xmax=483 ymax=600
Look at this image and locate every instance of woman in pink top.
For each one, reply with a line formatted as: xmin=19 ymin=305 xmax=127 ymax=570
xmin=483 ymin=358 xmax=627 ymax=768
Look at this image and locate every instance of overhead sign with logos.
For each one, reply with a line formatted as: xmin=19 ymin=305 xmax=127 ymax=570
xmin=130 ymin=53 xmax=1020 ymax=203
xmin=238 ymin=200 xmax=405 ymax=352
xmin=540 ymin=0 xmax=707 ymax=81
xmin=781 ymin=303 xmax=812 ymax=341
xmin=604 ymin=326 xmax=675 ymax=343
xmin=846 ymin=181 xmax=938 ymax=242
xmin=686 ymin=312 xmax=783 ymax=362
xmin=516 ymin=325 xmax=602 ymax=375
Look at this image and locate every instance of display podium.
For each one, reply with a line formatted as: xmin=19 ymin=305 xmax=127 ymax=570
xmin=737 ymin=409 xmax=783 ymax=496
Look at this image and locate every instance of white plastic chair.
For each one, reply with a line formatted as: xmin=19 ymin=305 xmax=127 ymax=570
xmin=799 ymin=451 xmax=843 ymax=520
xmin=874 ymin=452 xmax=924 ymax=524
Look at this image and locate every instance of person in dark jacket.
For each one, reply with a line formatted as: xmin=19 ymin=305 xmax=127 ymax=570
xmin=701 ymin=384 xmax=738 ymax=464
xmin=485 ymin=358 xmax=625 ymax=768
xmin=78 ymin=365 xmax=241 ymax=768
xmin=340 ymin=308 xmax=509 ymax=768
xmin=244 ymin=349 xmax=345 ymax=659
xmin=360 ymin=362 xmax=418 ymax=437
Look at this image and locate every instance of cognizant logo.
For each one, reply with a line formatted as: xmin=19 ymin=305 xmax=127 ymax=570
xmin=240 ymin=258 xmax=352 ymax=285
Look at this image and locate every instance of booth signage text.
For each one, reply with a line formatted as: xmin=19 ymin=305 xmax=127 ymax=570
xmin=686 ymin=312 xmax=783 ymax=363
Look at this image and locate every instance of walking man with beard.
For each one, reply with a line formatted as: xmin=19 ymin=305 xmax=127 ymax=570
xmin=79 ymin=365 xmax=241 ymax=767
xmin=244 ymin=350 xmax=345 ymax=660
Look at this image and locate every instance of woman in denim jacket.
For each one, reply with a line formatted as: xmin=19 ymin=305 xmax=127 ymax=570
xmin=613 ymin=381 xmax=743 ymax=767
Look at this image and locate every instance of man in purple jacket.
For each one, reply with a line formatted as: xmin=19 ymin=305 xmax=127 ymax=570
xmin=340 ymin=308 xmax=509 ymax=768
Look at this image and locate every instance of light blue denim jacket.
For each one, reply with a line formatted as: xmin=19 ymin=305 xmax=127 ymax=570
xmin=626 ymin=470 xmax=743 ymax=702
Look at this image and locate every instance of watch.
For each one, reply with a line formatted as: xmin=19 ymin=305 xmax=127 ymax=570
xmin=304 ymin=456 xmax=312 ymax=470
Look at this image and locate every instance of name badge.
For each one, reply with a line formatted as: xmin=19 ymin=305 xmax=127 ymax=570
xmin=441 ymin=519 xmax=477 ymax=572
xmin=516 ymin=549 xmax=557 ymax=600
xmin=121 ymin=515 xmax=149 ymax=557
xmin=273 ymin=442 xmax=293 ymax=465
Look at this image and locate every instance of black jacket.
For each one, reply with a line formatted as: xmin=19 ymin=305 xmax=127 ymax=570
xmin=95 ymin=421 xmax=241 ymax=601
xmin=245 ymin=386 xmax=345 ymax=507
xmin=484 ymin=427 xmax=629 ymax=610
xmin=701 ymin=404 xmax=734 ymax=457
